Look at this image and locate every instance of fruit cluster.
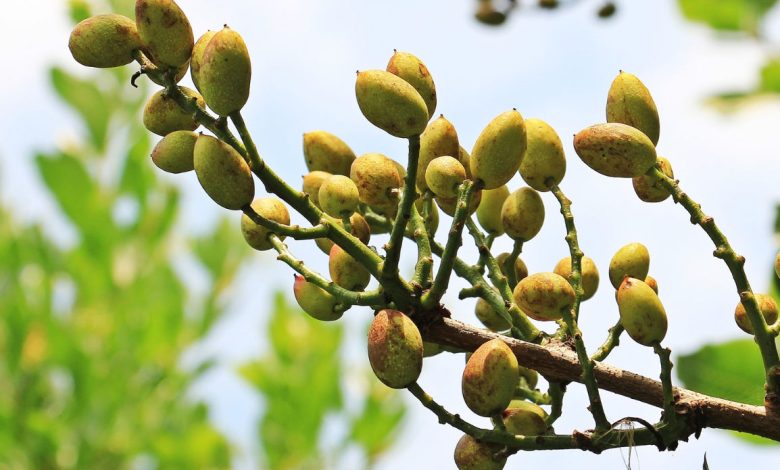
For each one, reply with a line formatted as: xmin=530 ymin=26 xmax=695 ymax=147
xmin=69 ymin=1 xmax=780 ymax=466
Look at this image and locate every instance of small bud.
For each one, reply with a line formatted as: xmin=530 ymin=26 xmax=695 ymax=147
xmin=573 ymin=123 xmax=657 ymax=178
xmin=193 ymin=134 xmax=254 ymax=210
xmin=69 ymin=14 xmax=141 ymax=68
xmin=471 ymin=110 xmax=527 ymax=190
xmin=513 ymin=272 xmax=575 ymax=321
xmin=150 ymin=130 xmax=197 ymax=173
xmin=355 ymin=70 xmax=429 ymax=138
xmin=462 ymin=338 xmax=519 ymax=416
xmin=617 ymin=277 xmax=668 ymax=346
xmin=241 ymin=198 xmax=291 ymax=251
xmin=367 ymin=309 xmax=423 ymax=388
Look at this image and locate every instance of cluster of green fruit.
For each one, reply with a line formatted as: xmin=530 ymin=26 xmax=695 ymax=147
xmin=67 ymin=1 xmax=780 ymax=467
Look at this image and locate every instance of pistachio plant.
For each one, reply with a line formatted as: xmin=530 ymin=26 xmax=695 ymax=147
xmin=68 ymin=1 xmax=780 ymax=468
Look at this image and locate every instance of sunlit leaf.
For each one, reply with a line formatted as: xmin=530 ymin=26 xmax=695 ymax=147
xmin=677 ymin=0 xmax=777 ymax=33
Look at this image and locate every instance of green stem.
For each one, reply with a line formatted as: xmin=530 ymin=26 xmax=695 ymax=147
xmin=549 ymin=183 xmax=610 ymax=431
xmin=503 ymin=240 xmax=523 ymax=288
xmin=591 ymin=320 xmax=624 ymax=362
xmin=269 ymin=235 xmax=385 ymax=307
xmin=383 ymin=136 xmax=421 ymax=280
xmin=242 ymin=205 xmax=327 ymax=240
xmin=514 ymin=387 xmax=552 ymax=405
xmin=546 ymin=382 xmax=565 ymax=426
xmin=652 ymin=168 xmax=780 ymax=397
xmin=409 ymin=205 xmax=433 ymax=289
xmin=653 ymin=342 xmax=677 ymax=426
xmin=421 ymin=181 xmax=475 ymax=309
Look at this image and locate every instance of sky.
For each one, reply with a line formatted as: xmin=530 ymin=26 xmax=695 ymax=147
xmin=1 ymin=0 xmax=780 ymax=468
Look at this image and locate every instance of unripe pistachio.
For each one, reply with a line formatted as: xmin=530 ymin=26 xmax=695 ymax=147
xmin=501 ymin=187 xmax=544 ymax=241
xmin=142 ymin=87 xmax=203 ymax=136
xmin=423 ymin=341 xmax=442 ymax=357
xmin=190 ymin=30 xmax=217 ymax=91
xmin=496 ymin=252 xmax=529 ymax=283
xmin=609 ymin=242 xmax=650 ymax=289
xmin=632 ymin=157 xmax=673 ymax=203
xmin=355 ymin=70 xmax=429 ymax=138
xmin=502 ymin=400 xmax=547 ymax=436
xmin=350 ymin=153 xmax=401 ymax=207
xmin=193 ymin=134 xmax=254 ymax=210
xmin=199 ymin=26 xmax=251 ymax=116
xmin=303 ymin=130 xmax=356 ymax=176
xmin=454 ymin=434 xmax=506 ymax=470
xmin=474 ymin=3 xmax=507 ymax=26
xmin=553 ymin=256 xmax=600 ymax=301
xmin=471 ymin=110 xmax=527 ymax=190
xmin=513 ymin=272 xmax=575 ymax=321
xmin=319 ymin=175 xmax=360 ymax=217
xmin=392 ymin=159 xmax=407 ymax=186
xmin=329 ymin=245 xmax=370 ymax=291
xmin=606 ymin=71 xmax=660 ymax=146
xmin=135 ymin=0 xmax=193 ymax=68
xmin=458 ymin=146 xmax=473 ymax=178
xmin=734 ymin=294 xmax=779 ymax=334
xmin=645 ymin=275 xmax=659 ymax=294
xmin=151 ymin=130 xmax=197 ymax=173
xmin=425 ymin=156 xmax=467 ymax=198
xmin=293 ymin=275 xmax=342 ymax=321
xmin=462 ymin=338 xmax=519 ymax=416
xmin=435 ymin=190 xmax=481 ymax=217
xmin=418 ymin=116 xmax=460 ymax=190
xmin=573 ymin=123 xmax=657 ymax=178
xmin=519 ymin=118 xmax=566 ymax=191
xmin=367 ymin=309 xmax=423 ymax=388
xmin=69 ymin=14 xmax=141 ymax=68
xmin=617 ymin=277 xmax=668 ymax=346
xmin=315 ymin=213 xmax=371 ymax=254
xmin=475 ymin=297 xmax=510 ymax=332
xmin=302 ymin=170 xmax=332 ymax=207
xmin=476 ymin=185 xmax=509 ymax=236
xmin=240 ymin=198 xmax=291 ymax=251
xmin=386 ymin=51 xmax=437 ymax=118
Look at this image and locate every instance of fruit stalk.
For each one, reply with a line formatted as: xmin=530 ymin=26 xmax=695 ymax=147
xmin=408 ymin=206 xmax=434 ymax=287
xmin=242 ymin=205 xmax=328 ymax=239
xmin=546 ymin=382 xmax=565 ymax=426
xmin=590 ymin=320 xmax=625 ymax=362
xmin=651 ymin=168 xmax=780 ymax=401
xmin=502 ymin=240 xmax=523 ymax=287
xmin=653 ymin=342 xmax=678 ymax=428
xmin=549 ymin=183 xmax=611 ymax=431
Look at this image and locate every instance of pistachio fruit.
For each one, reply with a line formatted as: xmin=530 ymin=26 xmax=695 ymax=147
xmin=476 ymin=185 xmax=510 ymax=236
xmin=367 ymin=309 xmax=423 ymax=389
xmin=645 ymin=275 xmax=659 ymax=294
xmin=425 ymin=156 xmax=467 ymax=198
xmin=617 ymin=277 xmax=667 ymax=346
xmin=519 ymin=118 xmax=566 ymax=191
xmin=386 ymin=51 xmax=437 ymax=118
xmin=573 ymin=123 xmax=656 ymax=178
xmin=315 ymin=213 xmax=371 ymax=254
xmin=355 ymin=70 xmax=429 ymax=138
xmin=735 ymin=294 xmax=779 ymax=334
xmin=302 ymin=170 xmax=332 ymax=207
xmin=319 ymin=175 xmax=360 ymax=217
xmin=240 ymin=198 xmax=290 ymax=251
xmin=142 ymin=87 xmax=203 ymax=136
xmin=501 ymin=187 xmax=544 ymax=241
xmin=293 ymin=275 xmax=342 ymax=321
xmin=470 ymin=110 xmax=527 ymax=190
xmin=150 ymin=130 xmax=197 ymax=173
xmin=474 ymin=297 xmax=510 ymax=332
xmin=436 ymin=189 xmax=481 ymax=217
xmin=69 ymin=14 xmax=141 ymax=68
xmin=135 ymin=0 xmax=193 ymax=68
xmin=496 ymin=252 xmax=529 ymax=284
xmin=462 ymin=338 xmax=519 ymax=416
xmin=454 ymin=434 xmax=506 ymax=470
xmin=199 ymin=26 xmax=251 ymax=116
xmin=193 ymin=134 xmax=254 ymax=210
xmin=190 ymin=30 xmax=217 ymax=91
xmin=417 ymin=116 xmax=460 ymax=190
xmin=606 ymin=71 xmax=660 ymax=146
xmin=608 ymin=242 xmax=650 ymax=289
xmin=632 ymin=157 xmax=673 ymax=203
xmin=329 ymin=244 xmax=370 ymax=291
xmin=553 ymin=256 xmax=600 ymax=301
xmin=350 ymin=153 xmax=401 ymax=207
xmin=502 ymin=400 xmax=547 ymax=436
xmin=513 ymin=272 xmax=575 ymax=321
xmin=303 ymin=130 xmax=356 ymax=176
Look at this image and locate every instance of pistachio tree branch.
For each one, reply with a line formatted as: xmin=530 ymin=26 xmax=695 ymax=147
xmin=652 ymin=168 xmax=780 ymax=401
xmin=591 ymin=320 xmax=624 ymax=362
xmin=549 ymin=183 xmax=610 ymax=431
xmin=268 ymin=235 xmax=385 ymax=307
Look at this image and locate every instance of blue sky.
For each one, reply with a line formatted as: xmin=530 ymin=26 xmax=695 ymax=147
xmin=2 ymin=0 xmax=780 ymax=468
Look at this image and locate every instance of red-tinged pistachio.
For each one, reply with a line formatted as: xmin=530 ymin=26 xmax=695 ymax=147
xmin=462 ymin=338 xmax=519 ymax=416
xmin=367 ymin=309 xmax=423 ymax=388
xmin=240 ymin=198 xmax=290 ymax=251
xmin=69 ymin=14 xmax=141 ymax=68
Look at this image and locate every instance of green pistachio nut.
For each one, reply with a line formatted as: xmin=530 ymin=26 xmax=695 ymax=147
xmin=644 ymin=275 xmax=659 ymax=294
xmin=199 ymin=26 xmax=251 ymax=116
xmin=512 ymin=272 xmax=575 ymax=321
xmin=135 ymin=0 xmax=193 ymax=68
xmin=606 ymin=71 xmax=660 ymax=146
xmin=355 ymin=70 xmax=429 ymax=138
xmin=425 ymin=156 xmax=467 ymax=198
xmin=474 ymin=298 xmax=510 ymax=332
xmin=470 ymin=110 xmax=527 ymax=190
xmin=476 ymin=185 xmax=509 ymax=236
xmin=496 ymin=252 xmax=529 ymax=284
xmin=69 ymin=14 xmax=141 ymax=68
xmin=240 ymin=197 xmax=290 ymax=251
xmin=303 ymin=130 xmax=357 ymax=176
xmin=190 ymin=30 xmax=217 ymax=91
xmin=462 ymin=338 xmax=519 ymax=416
xmin=632 ymin=157 xmax=673 ymax=203
xmin=423 ymin=341 xmax=442 ymax=357
xmin=734 ymin=294 xmax=779 ymax=334
xmin=350 ymin=153 xmax=401 ymax=207
xmin=454 ymin=434 xmax=506 ymax=470
xmin=143 ymin=87 xmax=203 ymax=136
xmin=458 ymin=146 xmax=473 ymax=178
xmin=293 ymin=275 xmax=342 ymax=321
xmin=502 ymin=400 xmax=547 ymax=436
xmin=367 ymin=309 xmax=423 ymax=389
xmin=418 ymin=116 xmax=460 ymax=190
xmin=315 ymin=213 xmax=371 ymax=254
xmin=302 ymin=170 xmax=332 ymax=207
xmin=553 ymin=256 xmax=600 ymax=301
xmin=435 ymin=189 xmax=481 ymax=217
xmin=193 ymin=134 xmax=254 ymax=210
xmin=617 ymin=277 xmax=668 ymax=346
xmin=608 ymin=242 xmax=650 ymax=289
xmin=501 ymin=187 xmax=544 ymax=241
xmin=386 ymin=51 xmax=437 ymax=118
xmin=150 ymin=130 xmax=197 ymax=173
xmin=319 ymin=175 xmax=360 ymax=218
xmin=573 ymin=122 xmax=657 ymax=178
xmin=519 ymin=118 xmax=566 ymax=191
xmin=329 ymin=244 xmax=370 ymax=291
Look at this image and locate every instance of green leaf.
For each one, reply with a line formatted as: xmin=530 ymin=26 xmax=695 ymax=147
xmin=349 ymin=377 xmax=406 ymax=462
xmin=759 ymin=59 xmax=780 ymax=92
xmin=677 ymin=0 xmax=778 ymax=33
xmin=118 ymin=128 xmax=154 ymax=209
xmin=50 ymin=67 xmax=112 ymax=151
xmin=191 ymin=217 xmax=248 ymax=282
xmin=67 ymin=0 xmax=91 ymax=23
xmin=677 ymin=339 xmax=779 ymax=445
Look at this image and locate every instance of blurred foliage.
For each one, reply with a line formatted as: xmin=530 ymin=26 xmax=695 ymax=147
xmin=472 ymin=0 xmax=617 ymax=26
xmin=240 ymin=294 xmax=405 ymax=470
